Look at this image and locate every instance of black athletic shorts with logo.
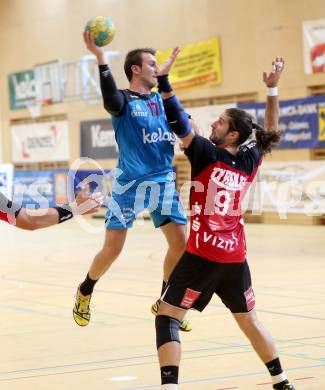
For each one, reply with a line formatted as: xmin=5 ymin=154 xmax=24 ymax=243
xmin=161 ymin=251 xmax=255 ymax=313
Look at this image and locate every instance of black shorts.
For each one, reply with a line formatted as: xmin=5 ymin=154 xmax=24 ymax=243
xmin=161 ymin=251 xmax=255 ymax=313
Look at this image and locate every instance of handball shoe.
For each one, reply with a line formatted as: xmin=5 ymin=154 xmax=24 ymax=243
xmin=151 ymin=300 xmax=192 ymax=332
xmin=73 ymin=285 xmax=91 ymax=326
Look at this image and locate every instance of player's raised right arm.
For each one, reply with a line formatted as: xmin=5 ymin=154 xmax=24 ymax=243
xmin=263 ymin=57 xmax=284 ymax=131
xmin=157 ymin=48 xmax=195 ymax=148
xmin=83 ymin=31 xmax=124 ymax=116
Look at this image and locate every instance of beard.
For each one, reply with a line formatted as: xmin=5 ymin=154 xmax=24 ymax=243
xmin=209 ymin=134 xmax=225 ymax=146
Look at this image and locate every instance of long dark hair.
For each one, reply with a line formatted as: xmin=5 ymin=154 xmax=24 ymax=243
xmin=225 ymin=108 xmax=281 ymax=155
xmin=253 ymin=122 xmax=281 ymax=155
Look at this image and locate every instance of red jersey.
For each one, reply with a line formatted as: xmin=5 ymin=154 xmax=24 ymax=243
xmin=184 ymin=136 xmax=262 ymax=263
xmin=0 ymin=192 xmax=22 ymax=224
xmin=0 ymin=211 xmax=10 ymax=223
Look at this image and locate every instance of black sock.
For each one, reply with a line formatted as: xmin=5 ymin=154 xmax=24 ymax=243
xmin=266 ymin=357 xmax=283 ymax=376
xmin=79 ymin=273 xmax=98 ymax=296
xmin=266 ymin=358 xmax=288 ymax=389
xmin=160 ymin=365 xmax=179 ymax=385
xmin=161 ymin=280 xmax=167 ymax=295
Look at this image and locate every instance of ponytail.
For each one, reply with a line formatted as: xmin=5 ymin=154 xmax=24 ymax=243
xmin=224 ymin=108 xmax=281 ymax=155
xmin=253 ymin=123 xmax=281 ymax=155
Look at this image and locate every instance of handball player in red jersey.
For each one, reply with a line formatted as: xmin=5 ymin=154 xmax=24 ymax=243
xmin=153 ymin=58 xmax=295 ymax=390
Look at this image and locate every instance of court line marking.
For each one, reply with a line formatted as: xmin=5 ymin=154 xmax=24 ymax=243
xmin=217 ymin=387 xmax=239 ymax=389
xmin=110 ymin=375 xmax=137 ymax=382
xmin=120 ymin=363 xmax=325 ymax=389
xmin=3 ymin=276 xmax=325 ymax=322
xmin=0 ymin=301 xmax=152 ymax=327
xmin=0 ymin=350 xmax=255 ymax=378
xmin=1 ymin=346 xmax=324 ymax=381
xmin=294 ymin=376 xmax=315 ymax=380
xmin=3 ymin=335 xmax=322 ymax=369
xmin=0 ymin=360 xmax=322 ymax=387
xmin=256 ymin=309 xmax=325 ymax=321
xmin=5 ymin=278 xmax=321 ymax=321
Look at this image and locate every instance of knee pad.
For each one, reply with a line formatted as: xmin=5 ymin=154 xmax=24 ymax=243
xmin=155 ymin=315 xmax=181 ymax=349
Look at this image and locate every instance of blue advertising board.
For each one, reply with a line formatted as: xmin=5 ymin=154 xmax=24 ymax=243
xmin=13 ymin=169 xmax=111 ymax=208
xmin=238 ymin=95 xmax=325 ymax=149
xmin=13 ymin=171 xmax=56 ymax=208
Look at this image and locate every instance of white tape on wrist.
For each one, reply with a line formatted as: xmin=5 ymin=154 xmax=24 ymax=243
xmin=267 ymin=87 xmax=278 ymax=96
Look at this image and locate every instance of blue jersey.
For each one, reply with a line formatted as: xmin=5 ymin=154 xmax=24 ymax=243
xmin=112 ymin=90 xmax=176 ymax=183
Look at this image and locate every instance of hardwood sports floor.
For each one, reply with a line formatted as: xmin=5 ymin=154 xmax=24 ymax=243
xmin=0 ymin=218 xmax=324 ymax=389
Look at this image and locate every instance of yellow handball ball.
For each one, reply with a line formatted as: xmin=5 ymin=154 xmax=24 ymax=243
xmin=84 ymin=16 xmax=116 ymax=47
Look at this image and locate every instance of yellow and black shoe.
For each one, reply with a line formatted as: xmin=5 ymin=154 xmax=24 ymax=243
xmin=178 ymin=318 xmax=192 ymax=332
xmin=151 ymin=300 xmax=160 ymax=316
xmin=151 ymin=300 xmax=192 ymax=332
xmin=73 ymin=285 xmax=91 ymax=326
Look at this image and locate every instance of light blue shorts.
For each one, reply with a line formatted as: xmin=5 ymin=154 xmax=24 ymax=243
xmin=105 ymin=179 xmax=187 ymax=229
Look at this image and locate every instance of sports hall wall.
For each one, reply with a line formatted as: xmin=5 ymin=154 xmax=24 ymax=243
xmin=0 ymin=0 xmax=324 ymax=200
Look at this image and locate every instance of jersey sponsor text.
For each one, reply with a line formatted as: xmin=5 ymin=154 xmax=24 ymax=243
xmin=142 ymin=128 xmax=176 ymax=145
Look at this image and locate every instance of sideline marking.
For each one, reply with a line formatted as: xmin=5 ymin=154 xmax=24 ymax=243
xmin=110 ymin=375 xmax=137 ymax=382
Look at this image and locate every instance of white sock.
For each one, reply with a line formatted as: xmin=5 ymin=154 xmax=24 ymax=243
xmin=161 ymin=384 xmax=178 ymax=390
xmin=271 ymin=372 xmax=287 ymax=385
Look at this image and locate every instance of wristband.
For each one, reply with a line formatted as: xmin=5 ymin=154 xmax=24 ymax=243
xmin=267 ymin=87 xmax=278 ymax=96
xmin=157 ymin=75 xmax=173 ymax=93
xmin=164 ymin=96 xmax=192 ymax=138
xmin=54 ymin=204 xmax=73 ymax=223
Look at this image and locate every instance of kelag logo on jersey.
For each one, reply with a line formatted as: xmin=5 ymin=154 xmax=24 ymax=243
xmin=142 ymin=128 xmax=176 ymax=145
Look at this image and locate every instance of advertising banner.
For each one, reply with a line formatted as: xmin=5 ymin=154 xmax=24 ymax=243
xmin=8 ymin=69 xmax=37 ymax=109
xmin=156 ymin=37 xmax=222 ymax=90
xmin=238 ymin=95 xmax=325 ymax=149
xmin=11 ymin=120 xmax=70 ymax=162
xmin=13 ymin=170 xmax=56 ymax=208
xmin=80 ymin=119 xmax=118 ymax=159
xmin=13 ymin=169 xmax=112 ymax=208
xmin=244 ymin=161 xmax=325 ymax=217
xmin=0 ymin=164 xmax=14 ymax=199
xmin=303 ymin=18 xmax=325 ymax=74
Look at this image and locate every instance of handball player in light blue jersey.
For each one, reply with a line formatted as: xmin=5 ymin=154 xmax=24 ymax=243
xmin=73 ymin=33 xmax=191 ymax=331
